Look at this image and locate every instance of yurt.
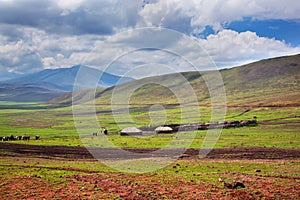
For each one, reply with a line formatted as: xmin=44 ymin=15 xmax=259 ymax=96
xmin=120 ymin=127 xmax=143 ymax=136
xmin=155 ymin=126 xmax=173 ymax=133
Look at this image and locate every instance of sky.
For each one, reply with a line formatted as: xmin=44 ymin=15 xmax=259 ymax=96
xmin=0 ymin=0 xmax=300 ymax=79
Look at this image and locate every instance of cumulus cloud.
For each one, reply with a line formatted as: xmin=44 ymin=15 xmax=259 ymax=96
xmin=1 ymin=0 xmax=299 ymax=36
xmin=80 ymin=28 xmax=300 ymax=77
xmin=0 ymin=26 xmax=103 ymax=73
xmin=140 ymin=0 xmax=300 ymax=32
xmin=198 ymin=30 xmax=300 ymax=67
xmin=0 ymin=26 xmax=299 ymax=78
xmin=80 ymin=28 xmax=213 ymax=76
xmin=0 ymin=32 xmax=42 ymax=74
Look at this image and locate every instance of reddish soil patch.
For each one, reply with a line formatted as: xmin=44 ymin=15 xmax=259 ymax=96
xmin=0 ymin=143 xmax=299 ymax=160
xmin=1 ymin=172 xmax=299 ymax=199
xmin=0 ymin=143 xmax=299 ymax=199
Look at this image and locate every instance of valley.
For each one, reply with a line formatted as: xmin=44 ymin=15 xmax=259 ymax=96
xmin=0 ymin=54 xmax=299 ymax=199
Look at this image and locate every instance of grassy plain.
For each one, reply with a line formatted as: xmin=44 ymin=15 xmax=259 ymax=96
xmin=0 ymin=101 xmax=299 ymax=149
xmin=0 ymin=99 xmax=299 ymax=199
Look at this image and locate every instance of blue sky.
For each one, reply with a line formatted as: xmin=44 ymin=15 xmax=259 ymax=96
xmin=227 ymin=18 xmax=300 ymax=47
xmin=0 ymin=0 xmax=299 ymax=79
xmin=198 ymin=18 xmax=300 ymax=47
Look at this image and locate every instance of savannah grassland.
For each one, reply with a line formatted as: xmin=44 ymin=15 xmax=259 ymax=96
xmin=0 ymin=93 xmax=299 ymax=199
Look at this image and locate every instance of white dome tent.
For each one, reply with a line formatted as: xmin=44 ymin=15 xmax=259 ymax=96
xmin=120 ymin=127 xmax=143 ymax=136
xmin=155 ymin=126 xmax=173 ymax=134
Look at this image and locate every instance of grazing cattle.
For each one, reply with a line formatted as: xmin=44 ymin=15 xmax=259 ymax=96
xmin=35 ymin=135 xmax=40 ymax=140
xmin=2 ymin=136 xmax=9 ymax=141
xmin=92 ymin=132 xmax=98 ymax=136
xmin=22 ymin=135 xmax=30 ymax=141
xmin=0 ymin=136 xmax=3 ymax=141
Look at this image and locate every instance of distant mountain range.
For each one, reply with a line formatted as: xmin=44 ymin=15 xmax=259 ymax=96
xmin=0 ymin=71 xmax=23 ymax=82
xmin=0 ymin=65 xmax=134 ymax=102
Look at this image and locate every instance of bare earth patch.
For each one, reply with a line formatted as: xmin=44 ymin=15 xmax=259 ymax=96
xmin=0 ymin=143 xmax=299 ymax=160
xmin=1 ymin=171 xmax=299 ymax=199
xmin=0 ymin=143 xmax=299 ymax=199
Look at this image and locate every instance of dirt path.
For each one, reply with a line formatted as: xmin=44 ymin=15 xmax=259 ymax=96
xmin=0 ymin=143 xmax=299 ymax=160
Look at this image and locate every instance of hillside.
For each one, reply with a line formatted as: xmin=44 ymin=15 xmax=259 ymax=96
xmin=0 ymin=65 xmax=134 ymax=102
xmin=0 ymin=71 xmax=23 ymax=82
xmin=50 ymin=54 xmax=300 ymax=106
xmin=0 ymin=83 xmax=65 ymax=102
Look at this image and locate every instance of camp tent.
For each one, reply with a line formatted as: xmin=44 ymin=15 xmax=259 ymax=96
xmin=155 ymin=126 xmax=173 ymax=133
xmin=120 ymin=127 xmax=143 ymax=136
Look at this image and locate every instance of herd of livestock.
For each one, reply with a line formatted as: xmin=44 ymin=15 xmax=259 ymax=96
xmin=0 ymin=135 xmax=40 ymax=141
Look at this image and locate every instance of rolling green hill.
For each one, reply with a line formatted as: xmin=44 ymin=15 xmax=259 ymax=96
xmin=50 ymin=54 xmax=300 ymax=107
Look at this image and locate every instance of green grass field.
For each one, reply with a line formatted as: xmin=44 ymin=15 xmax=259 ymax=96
xmin=0 ymin=101 xmax=299 ymax=149
xmin=0 ymin=90 xmax=299 ymax=199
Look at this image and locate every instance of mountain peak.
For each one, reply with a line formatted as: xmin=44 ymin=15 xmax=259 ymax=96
xmin=3 ymin=65 xmax=134 ymax=91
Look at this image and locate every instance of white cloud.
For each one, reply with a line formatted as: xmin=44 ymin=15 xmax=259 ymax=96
xmin=0 ymin=26 xmax=104 ymax=73
xmin=1 ymin=0 xmax=299 ymax=36
xmin=198 ymin=30 xmax=300 ymax=67
xmin=139 ymin=0 xmax=300 ymax=32
xmin=0 ymin=26 xmax=299 ymax=78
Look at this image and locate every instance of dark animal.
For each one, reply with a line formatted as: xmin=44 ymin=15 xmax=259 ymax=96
xmin=9 ymin=135 xmax=15 ymax=141
xmin=0 ymin=136 xmax=3 ymax=141
xmin=224 ymin=182 xmax=233 ymax=189
xmin=220 ymin=178 xmax=245 ymax=190
xmin=22 ymin=135 xmax=30 ymax=141
xmin=2 ymin=136 xmax=9 ymax=141
xmin=233 ymin=182 xmax=245 ymax=189
xmin=92 ymin=132 xmax=98 ymax=136
xmin=35 ymin=135 xmax=40 ymax=140
xmin=103 ymin=129 xmax=108 ymax=135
